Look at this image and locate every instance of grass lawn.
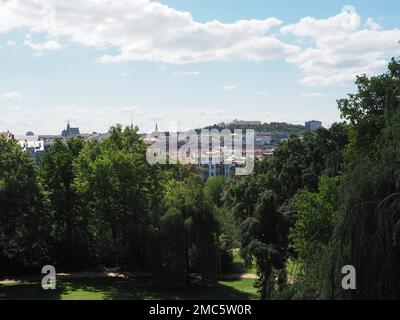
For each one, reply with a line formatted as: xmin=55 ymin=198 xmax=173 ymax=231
xmin=231 ymin=249 xmax=257 ymax=274
xmin=0 ymin=254 xmax=259 ymax=300
xmin=0 ymin=277 xmax=258 ymax=300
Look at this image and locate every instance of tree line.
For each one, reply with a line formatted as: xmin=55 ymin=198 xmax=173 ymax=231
xmin=0 ymin=126 xmax=223 ymax=285
xmin=1 ymin=59 xmax=399 ymax=299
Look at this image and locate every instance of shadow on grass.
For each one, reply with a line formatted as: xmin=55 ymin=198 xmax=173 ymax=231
xmin=0 ymin=277 xmax=258 ymax=300
xmin=0 ymin=280 xmax=64 ymax=300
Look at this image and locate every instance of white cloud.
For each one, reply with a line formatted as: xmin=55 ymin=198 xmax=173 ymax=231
xmin=253 ymin=91 xmax=270 ymax=95
xmin=0 ymin=0 xmax=299 ymax=64
xmin=1 ymin=2 xmax=399 ymax=87
xmin=223 ymin=85 xmax=237 ymax=90
xmin=24 ymin=39 xmax=62 ymax=54
xmin=281 ymin=10 xmax=400 ymax=85
xmin=301 ymin=92 xmax=326 ymax=97
xmin=1 ymin=91 xmax=21 ymax=99
xmin=366 ymin=18 xmax=381 ymax=31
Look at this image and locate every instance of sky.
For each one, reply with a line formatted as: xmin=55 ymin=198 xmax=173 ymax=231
xmin=0 ymin=0 xmax=400 ymax=135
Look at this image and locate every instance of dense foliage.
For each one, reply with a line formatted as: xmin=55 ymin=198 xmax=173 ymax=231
xmin=287 ymin=58 xmax=400 ymax=299
xmin=0 ymin=139 xmax=48 ymax=273
xmin=0 ymin=126 xmax=222 ymax=285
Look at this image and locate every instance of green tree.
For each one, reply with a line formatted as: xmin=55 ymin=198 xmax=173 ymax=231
xmin=74 ymin=125 xmax=161 ymax=269
xmin=39 ymin=138 xmax=87 ymax=269
xmin=0 ymin=138 xmax=48 ymax=274
xmin=223 ymin=175 xmax=291 ymax=299
xmin=223 ymin=120 xmax=349 ymax=299
xmin=287 ymin=176 xmax=340 ymax=298
xmin=204 ymin=176 xmax=226 ymax=208
xmin=327 ymin=59 xmax=400 ymax=299
xmin=290 ymin=177 xmax=340 ymax=261
xmin=157 ymin=176 xmax=219 ymax=284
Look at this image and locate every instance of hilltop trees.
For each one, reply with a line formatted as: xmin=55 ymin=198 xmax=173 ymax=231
xmin=204 ymin=122 xmax=305 ymax=136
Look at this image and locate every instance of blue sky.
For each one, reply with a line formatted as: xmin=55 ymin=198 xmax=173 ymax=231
xmin=160 ymin=0 xmax=400 ymax=26
xmin=0 ymin=0 xmax=399 ymax=135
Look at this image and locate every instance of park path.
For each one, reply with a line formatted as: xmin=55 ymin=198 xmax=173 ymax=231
xmin=219 ymin=273 xmax=258 ymax=280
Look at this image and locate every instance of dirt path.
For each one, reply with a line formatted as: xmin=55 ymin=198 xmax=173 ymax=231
xmin=219 ymin=273 xmax=258 ymax=280
xmin=1 ymin=271 xmax=258 ymax=285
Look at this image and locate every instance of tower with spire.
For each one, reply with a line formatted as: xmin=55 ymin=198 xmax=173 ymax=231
xmin=61 ymin=121 xmax=80 ymax=138
xmin=151 ymin=122 xmax=161 ymax=139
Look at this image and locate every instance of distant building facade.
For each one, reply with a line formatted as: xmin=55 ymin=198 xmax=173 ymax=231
xmin=61 ymin=121 xmax=80 ymax=138
xmin=305 ymin=120 xmax=322 ymax=132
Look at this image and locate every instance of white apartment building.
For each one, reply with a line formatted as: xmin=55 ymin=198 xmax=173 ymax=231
xmin=15 ymin=135 xmax=45 ymax=165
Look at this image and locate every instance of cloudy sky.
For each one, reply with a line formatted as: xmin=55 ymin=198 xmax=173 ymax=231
xmin=1 ymin=0 xmax=400 ymax=134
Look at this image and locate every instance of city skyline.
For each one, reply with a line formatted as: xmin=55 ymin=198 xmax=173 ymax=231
xmin=1 ymin=0 xmax=400 ymax=135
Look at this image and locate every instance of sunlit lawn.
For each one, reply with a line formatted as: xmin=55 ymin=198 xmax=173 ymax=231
xmin=0 ymin=253 xmax=259 ymax=300
xmin=0 ymin=277 xmax=259 ymax=300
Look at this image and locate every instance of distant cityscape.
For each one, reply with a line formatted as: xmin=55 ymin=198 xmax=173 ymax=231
xmin=0 ymin=119 xmax=323 ymax=179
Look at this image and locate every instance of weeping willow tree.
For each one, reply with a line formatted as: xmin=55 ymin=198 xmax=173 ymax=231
xmin=148 ymin=176 xmax=220 ymax=286
xmin=326 ymin=58 xmax=400 ymax=299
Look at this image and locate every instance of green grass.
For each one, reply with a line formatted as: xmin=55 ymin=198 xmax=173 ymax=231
xmin=219 ymin=279 xmax=258 ymax=299
xmin=231 ymin=249 xmax=257 ymax=274
xmin=0 ymin=277 xmax=259 ymax=300
xmin=0 ymin=251 xmax=260 ymax=300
